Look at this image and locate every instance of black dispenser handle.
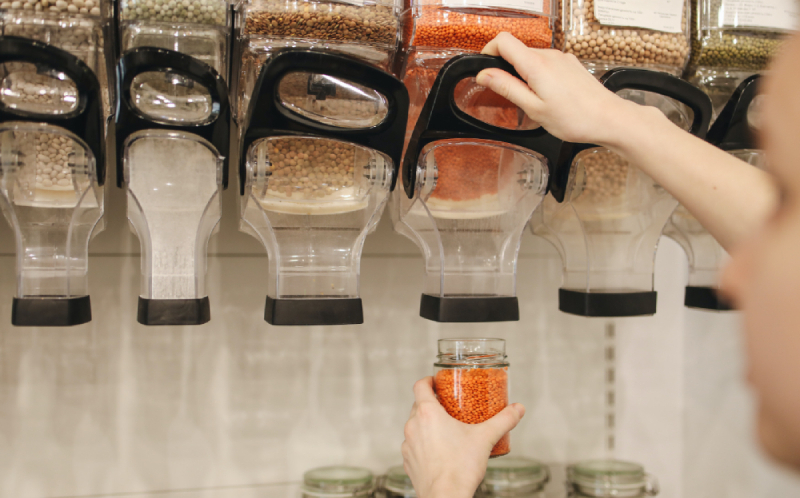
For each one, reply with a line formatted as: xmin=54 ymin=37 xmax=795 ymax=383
xmin=240 ymin=49 xmax=409 ymax=195
xmin=0 ymin=36 xmax=106 ymax=185
xmin=116 ymin=47 xmax=231 ymax=188
xmin=706 ymin=74 xmax=761 ymax=151
xmin=550 ymin=68 xmax=714 ymax=202
xmin=403 ymin=54 xmax=563 ymax=198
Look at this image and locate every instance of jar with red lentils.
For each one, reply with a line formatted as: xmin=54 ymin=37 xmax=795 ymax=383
xmin=433 ymin=338 xmax=511 ymax=457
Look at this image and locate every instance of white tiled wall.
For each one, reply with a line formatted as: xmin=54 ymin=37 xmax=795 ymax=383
xmin=1 ymin=184 xmax=800 ymax=498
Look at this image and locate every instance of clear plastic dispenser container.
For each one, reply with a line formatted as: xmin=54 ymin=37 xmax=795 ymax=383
xmin=302 ymin=466 xmax=375 ymax=498
xmin=0 ymin=37 xmax=106 ymax=326
xmin=532 ymin=68 xmax=712 ymax=317
xmin=378 ymin=465 xmax=416 ymax=498
xmin=119 ymin=0 xmax=231 ymax=83
xmin=477 ymin=457 xmax=550 ymax=497
xmin=400 ymin=0 xmax=554 ymax=149
xmin=116 ymin=47 xmax=230 ymax=325
xmin=393 ymin=55 xmax=560 ymax=323
xmin=239 ymin=49 xmax=408 ymax=326
xmin=0 ymin=0 xmax=114 ymax=114
xmin=234 ymin=0 xmax=402 ymax=122
xmin=665 ymin=75 xmax=763 ymax=311
xmin=685 ymin=0 xmax=797 ymax=116
xmin=567 ymin=460 xmax=658 ymax=498
xmin=555 ymin=0 xmax=690 ymax=77
xmin=434 ymin=339 xmax=510 ymax=457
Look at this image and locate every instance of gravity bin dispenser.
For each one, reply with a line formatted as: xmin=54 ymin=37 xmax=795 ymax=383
xmin=394 ymin=55 xmax=561 ymax=323
xmin=0 ymin=37 xmax=105 ymax=326
xmin=239 ymin=49 xmax=408 ymax=326
xmin=665 ymin=75 xmax=763 ymax=311
xmin=116 ymin=48 xmax=230 ymax=325
xmin=532 ymin=68 xmax=712 ymax=317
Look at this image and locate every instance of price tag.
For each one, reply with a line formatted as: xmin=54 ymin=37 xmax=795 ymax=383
xmin=594 ymin=0 xmax=684 ymax=33
xmin=721 ymin=0 xmax=800 ymax=31
xmin=440 ymin=0 xmax=546 ymax=16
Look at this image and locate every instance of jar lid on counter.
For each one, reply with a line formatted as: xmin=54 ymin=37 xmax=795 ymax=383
xmin=567 ymin=460 xmax=658 ymax=498
xmin=480 ymin=457 xmax=549 ymax=495
xmin=303 ymin=466 xmax=375 ymax=497
xmin=383 ymin=465 xmax=416 ymax=497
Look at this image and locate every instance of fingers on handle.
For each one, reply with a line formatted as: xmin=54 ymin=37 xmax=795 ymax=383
xmin=480 ymin=403 xmax=526 ymax=443
xmin=476 ymin=68 xmax=543 ymax=117
xmin=413 ymin=376 xmax=437 ymax=403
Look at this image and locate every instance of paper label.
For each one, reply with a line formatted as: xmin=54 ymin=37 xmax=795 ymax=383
xmin=720 ymin=0 xmax=799 ymax=31
xmin=593 ymin=0 xmax=684 ymax=33
xmin=440 ymin=0 xmax=546 ymax=16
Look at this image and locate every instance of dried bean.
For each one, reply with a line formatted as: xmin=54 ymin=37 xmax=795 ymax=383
xmin=120 ymin=0 xmax=227 ymax=25
xmin=0 ymin=0 xmax=100 ymax=15
xmin=555 ymin=0 xmax=690 ymax=73
xmin=244 ymin=0 xmax=397 ymax=45
xmin=262 ymin=137 xmax=361 ymax=200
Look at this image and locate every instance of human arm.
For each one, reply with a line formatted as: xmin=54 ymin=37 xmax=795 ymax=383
xmin=476 ymin=32 xmax=777 ymax=251
xmin=401 ymin=377 xmax=525 ymax=498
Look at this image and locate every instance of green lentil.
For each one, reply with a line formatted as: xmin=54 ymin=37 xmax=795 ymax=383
xmin=688 ymin=0 xmax=788 ymax=71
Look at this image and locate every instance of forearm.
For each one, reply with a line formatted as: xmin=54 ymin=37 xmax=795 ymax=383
xmin=603 ymin=104 xmax=777 ymax=251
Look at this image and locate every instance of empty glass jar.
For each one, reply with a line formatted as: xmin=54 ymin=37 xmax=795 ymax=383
xmin=302 ymin=466 xmax=375 ymax=498
xmin=434 ymin=339 xmax=510 ymax=457
xmin=477 ymin=457 xmax=550 ymax=497
xmin=567 ymin=460 xmax=658 ymax=497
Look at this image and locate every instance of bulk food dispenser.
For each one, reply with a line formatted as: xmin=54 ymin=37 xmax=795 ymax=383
xmin=395 ymin=55 xmax=561 ymax=322
xmin=115 ymin=47 xmax=229 ymax=325
xmin=555 ymin=0 xmax=691 ymax=77
xmin=665 ymin=75 xmax=763 ymax=311
xmin=238 ymin=49 xmax=408 ymax=325
xmin=117 ymin=0 xmax=231 ymax=82
xmin=0 ymin=37 xmax=105 ymax=326
xmin=532 ymin=68 xmax=712 ymax=317
xmin=399 ymin=0 xmax=553 ymax=148
xmin=686 ymin=0 xmax=797 ymax=116
xmin=233 ymin=0 xmax=402 ymax=124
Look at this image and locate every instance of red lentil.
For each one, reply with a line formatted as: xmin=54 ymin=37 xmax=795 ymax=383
xmin=434 ymin=366 xmax=510 ymax=457
xmin=431 ymin=144 xmax=502 ymax=202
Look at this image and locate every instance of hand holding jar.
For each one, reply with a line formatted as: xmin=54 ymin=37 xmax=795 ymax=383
xmin=402 ymin=374 xmax=525 ymax=498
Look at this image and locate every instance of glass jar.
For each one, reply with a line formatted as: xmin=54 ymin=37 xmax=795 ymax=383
xmin=379 ymin=465 xmax=416 ymax=498
xmin=302 ymin=466 xmax=375 ymax=498
xmin=477 ymin=457 xmax=550 ymax=497
xmin=434 ymin=339 xmax=510 ymax=457
xmin=567 ymin=460 xmax=658 ymax=498
xmin=555 ymin=0 xmax=691 ymax=76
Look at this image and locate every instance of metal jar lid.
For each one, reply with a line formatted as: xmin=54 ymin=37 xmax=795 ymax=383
xmin=567 ymin=460 xmax=658 ymax=498
xmin=302 ymin=466 xmax=375 ymax=497
xmin=479 ymin=456 xmax=550 ymax=496
xmin=383 ymin=465 xmax=416 ymax=497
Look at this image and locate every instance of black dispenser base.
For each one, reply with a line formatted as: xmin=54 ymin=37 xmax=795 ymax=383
xmin=685 ymin=286 xmax=733 ymax=311
xmin=265 ymin=297 xmax=363 ymax=326
xmin=12 ymin=295 xmax=92 ymax=326
xmin=559 ymin=289 xmax=657 ymax=317
xmin=419 ymin=294 xmax=519 ymax=322
xmin=137 ymin=297 xmax=211 ymax=326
